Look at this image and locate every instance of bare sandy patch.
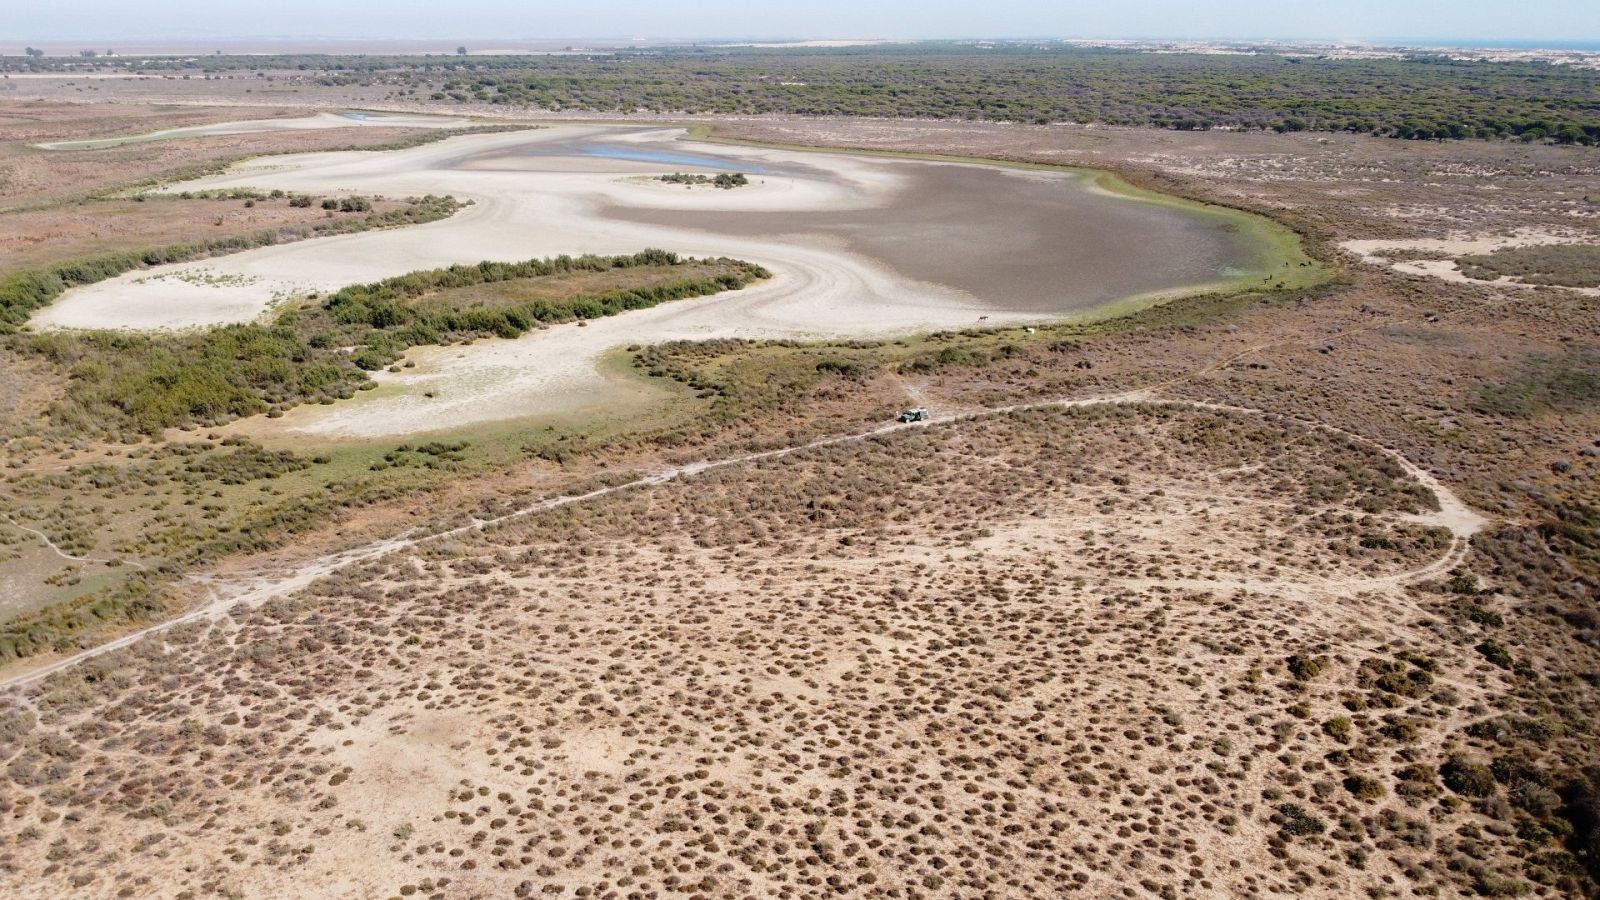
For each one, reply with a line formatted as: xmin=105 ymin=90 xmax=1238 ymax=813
xmin=33 ymin=122 xmax=1277 ymax=435
xmin=0 ymin=405 xmax=1503 ymax=899
xmin=1340 ymin=228 xmax=1600 ymax=295
xmin=31 ymin=110 xmax=470 ymax=150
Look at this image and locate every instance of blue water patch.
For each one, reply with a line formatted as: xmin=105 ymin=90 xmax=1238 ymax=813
xmin=575 ymin=144 xmax=769 ymax=174
xmin=342 ymin=111 xmax=370 ymax=121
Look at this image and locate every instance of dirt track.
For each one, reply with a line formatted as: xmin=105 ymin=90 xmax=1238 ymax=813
xmin=0 ymin=381 xmax=1487 ymax=693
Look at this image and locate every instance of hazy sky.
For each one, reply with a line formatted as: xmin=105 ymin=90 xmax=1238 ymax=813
xmin=7 ymin=0 xmax=1598 ymax=44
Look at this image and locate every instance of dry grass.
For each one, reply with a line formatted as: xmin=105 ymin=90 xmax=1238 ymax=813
xmin=0 ymin=406 xmax=1504 ymax=898
xmin=0 ymin=101 xmax=1595 ymax=898
xmin=0 ymin=195 xmax=408 ymax=276
xmin=705 ymin=118 xmax=1600 ymax=244
xmin=0 ymin=101 xmax=441 ymax=211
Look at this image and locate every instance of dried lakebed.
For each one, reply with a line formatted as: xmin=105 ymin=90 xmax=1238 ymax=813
xmin=33 ymin=123 xmax=1311 ymax=437
xmin=30 ymin=109 xmax=471 ymax=151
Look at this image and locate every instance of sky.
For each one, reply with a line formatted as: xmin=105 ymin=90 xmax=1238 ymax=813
xmin=6 ymin=0 xmax=1598 ymax=45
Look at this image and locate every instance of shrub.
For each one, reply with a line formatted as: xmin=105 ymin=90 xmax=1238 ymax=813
xmin=1358 ymin=656 xmax=1434 ymax=700
xmin=1287 ymin=653 xmax=1327 ymax=681
xmin=1476 ymin=639 xmax=1513 ymax=669
xmin=1344 ymin=774 xmax=1386 ymax=801
xmin=1322 ymin=716 xmax=1354 ymax=743
xmin=1560 ymin=769 xmax=1600 ymax=886
xmin=1443 ymin=756 xmax=1498 ymax=798
xmin=1276 ymin=803 xmax=1326 ymax=837
xmin=1458 ymin=601 xmax=1504 ymax=627
xmin=1473 ymin=872 xmax=1531 ymax=897
xmin=658 ymin=172 xmax=749 ymax=189
xmin=815 ymin=359 xmax=867 ymax=379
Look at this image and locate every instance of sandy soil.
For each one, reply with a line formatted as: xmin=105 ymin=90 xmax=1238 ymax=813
xmin=1340 ymin=229 xmax=1600 ymax=295
xmin=0 ymin=195 xmax=405 ymax=275
xmin=0 ymin=403 xmax=1496 ymax=899
xmin=33 ymin=123 xmax=1274 ymax=436
xmin=30 ymin=110 xmax=470 ymax=150
xmin=0 ymin=380 xmax=1488 ymax=688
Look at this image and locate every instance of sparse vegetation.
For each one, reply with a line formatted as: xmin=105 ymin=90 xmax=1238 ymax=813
xmin=0 ymin=404 xmax=1501 ymax=896
xmin=658 ymin=171 xmax=749 ymax=188
xmin=27 ymin=250 xmax=766 ymax=436
xmin=0 ymin=195 xmax=462 ymax=329
xmin=1459 ymin=243 xmax=1600 ymax=288
xmin=2 ymin=60 xmax=1599 ymax=900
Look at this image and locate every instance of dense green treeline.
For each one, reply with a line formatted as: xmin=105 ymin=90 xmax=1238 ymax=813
xmin=27 ymin=251 xmax=767 ymax=437
xmin=11 ymin=45 xmax=1597 ymax=142
xmin=448 ymin=49 xmax=1600 ymax=142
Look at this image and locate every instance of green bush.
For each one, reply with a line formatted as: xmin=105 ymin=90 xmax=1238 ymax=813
xmin=1344 ymin=774 xmax=1386 ymax=801
xmin=0 ymin=196 xmax=462 ymax=331
xmin=1443 ymin=756 xmax=1498 ymax=798
xmin=1322 ymin=716 xmax=1354 ymax=743
xmin=1276 ymin=803 xmax=1326 ymax=837
xmin=1477 ymin=639 xmax=1514 ymax=669
xmin=37 ymin=251 xmax=768 ymax=437
xmin=1286 ymin=653 xmax=1327 ymax=681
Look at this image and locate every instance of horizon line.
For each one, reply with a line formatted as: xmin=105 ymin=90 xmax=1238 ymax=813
xmin=6 ymin=36 xmax=1599 ymax=51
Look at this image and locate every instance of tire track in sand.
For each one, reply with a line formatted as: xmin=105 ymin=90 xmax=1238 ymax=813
xmin=0 ymin=387 xmax=1487 ymax=693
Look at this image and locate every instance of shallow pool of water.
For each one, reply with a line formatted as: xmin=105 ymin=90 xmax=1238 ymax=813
xmin=572 ymin=143 xmax=771 ymax=174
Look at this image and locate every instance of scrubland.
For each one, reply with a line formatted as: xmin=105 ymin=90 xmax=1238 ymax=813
xmin=0 ymin=95 xmax=1596 ymax=899
xmin=0 ymin=405 xmax=1528 ymax=899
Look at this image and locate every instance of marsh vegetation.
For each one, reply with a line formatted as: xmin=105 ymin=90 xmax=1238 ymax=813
xmin=1458 ymin=243 xmax=1600 ymax=288
xmin=0 ymin=194 xmax=462 ymax=329
xmin=27 ymin=250 xmax=765 ymax=437
xmin=658 ymin=172 xmax=749 ymax=188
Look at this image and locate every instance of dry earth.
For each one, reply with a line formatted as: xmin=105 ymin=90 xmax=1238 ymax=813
xmin=0 ymin=101 xmax=467 ymax=213
xmin=0 ymin=98 xmax=1596 ymax=900
xmin=32 ymin=122 xmax=1285 ymax=436
xmin=0 ymin=404 xmax=1502 ymax=899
